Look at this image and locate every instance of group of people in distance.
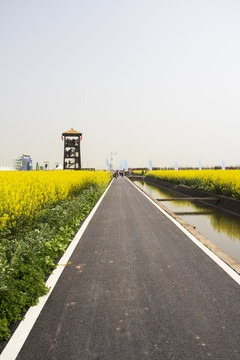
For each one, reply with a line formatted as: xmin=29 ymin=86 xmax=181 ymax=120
xmin=113 ymin=170 xmax=125 ymax=178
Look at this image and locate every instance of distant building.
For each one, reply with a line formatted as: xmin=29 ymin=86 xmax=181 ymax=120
xmin=14 ymin=154 xmax=33 ymax=171
xmin=62 ymin=128 xmax=82 ymax=170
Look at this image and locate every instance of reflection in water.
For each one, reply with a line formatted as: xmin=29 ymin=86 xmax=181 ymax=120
xmin=134 ymin=180 xmax=240 ymax=262
xmin=209 ymin=212 xmax=240 ymax=241
xmin=175 ymin=211 xmax=214 ymax=216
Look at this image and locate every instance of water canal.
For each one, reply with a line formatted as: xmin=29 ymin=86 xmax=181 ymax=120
xmin=134 ymin=180 xmax=240 ymax=263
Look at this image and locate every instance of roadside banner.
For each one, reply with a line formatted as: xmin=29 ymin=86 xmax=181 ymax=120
xmin=119 ymin=161 xmax=123 ymax=171
xmin=124 ymin=159 xmax=128 ymax=171
xmin=105 ymin=159 xmax=110 ymax=171
xmin=222 ymin=160 xmax=225 ymax=170
xmin=148 ymin=160 xmax=152 ymax=171
xmin=198 ymin=160 xmax=202 ymax=170
xmin=175 ymin=161 xmax=178 ymax=171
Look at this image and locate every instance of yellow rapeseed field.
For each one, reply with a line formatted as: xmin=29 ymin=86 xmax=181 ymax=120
xmin=132 ymin=170 xmax=147 ymax=175
xmin=146 ymin=170 xmax=240 ymax=199
xmin=0 ymin=170 xmax=111 ymax=232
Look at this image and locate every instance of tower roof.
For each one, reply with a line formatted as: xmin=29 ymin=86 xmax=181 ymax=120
xmin=62 ymin=128 xmax=82 ymax=136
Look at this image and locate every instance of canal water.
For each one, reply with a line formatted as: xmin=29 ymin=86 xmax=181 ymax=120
xmin=134 ymin=180 xmax=240 ymax=263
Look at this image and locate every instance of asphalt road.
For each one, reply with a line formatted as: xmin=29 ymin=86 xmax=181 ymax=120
xmin=17 ymin=177 xmax=240 ymax=360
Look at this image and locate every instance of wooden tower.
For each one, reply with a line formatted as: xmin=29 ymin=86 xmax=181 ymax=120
xmin=62 ymin=128 xmax=82 ymax=170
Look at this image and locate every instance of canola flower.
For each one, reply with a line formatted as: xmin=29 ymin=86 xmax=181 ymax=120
xmin=132 ymin=170 xmax=148 ymax=175
xmin=0 ymin=170 xmax=111 ymax=232
xmin=146 ymin=170 xmax=240 ymax=200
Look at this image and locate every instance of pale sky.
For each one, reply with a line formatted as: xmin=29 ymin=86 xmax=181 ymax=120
xmin=1 ymin=0 xmax=240 ymax=170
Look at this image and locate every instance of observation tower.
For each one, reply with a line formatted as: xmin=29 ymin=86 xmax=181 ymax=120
xmin=62 ymin=128 xmax=82 ymax=170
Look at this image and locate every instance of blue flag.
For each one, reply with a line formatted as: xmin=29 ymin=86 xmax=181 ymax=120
xmin=148 ymin=160 xmax=152 ymax=171
xmin=105 ymin=159 xmax=110 ymax=170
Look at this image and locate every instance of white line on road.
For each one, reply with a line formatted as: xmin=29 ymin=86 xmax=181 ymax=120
xmin=0 ymin=180 xmax=113 ymax=360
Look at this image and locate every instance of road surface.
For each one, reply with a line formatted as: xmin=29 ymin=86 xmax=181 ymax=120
xmin=14 ymin=177 xmax=240 ymax=359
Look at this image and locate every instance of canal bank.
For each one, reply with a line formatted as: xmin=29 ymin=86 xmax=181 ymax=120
xmin=128 ymin=176 xmax=240 ymax=275
xmin=130 ymin=176 xmax=240 ymax=215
